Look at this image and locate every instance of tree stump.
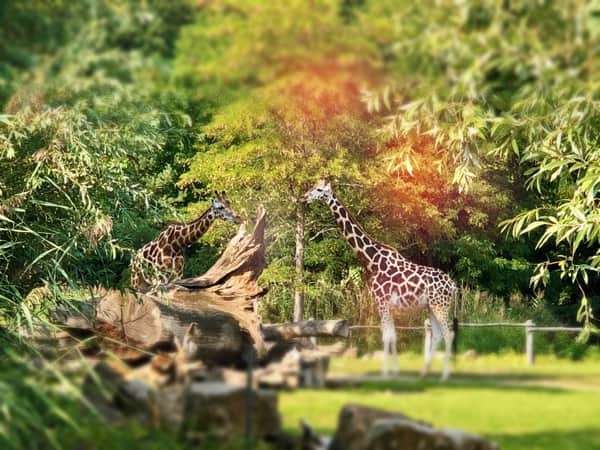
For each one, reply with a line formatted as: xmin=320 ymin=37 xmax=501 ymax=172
xmin=182 ymin=381 xmax=281 ymax=443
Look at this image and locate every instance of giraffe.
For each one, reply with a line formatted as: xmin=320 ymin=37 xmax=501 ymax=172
xmin=303 ymin=181 xmax=457 ymax=380
xmin=130 ymin=192 xmax=241 ymax=293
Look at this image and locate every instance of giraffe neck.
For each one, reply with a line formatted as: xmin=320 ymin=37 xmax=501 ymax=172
xmin=325 ymin=195 xmax=379 ymax=266
xmin=175 ymin=209 xmax=216 ymax=248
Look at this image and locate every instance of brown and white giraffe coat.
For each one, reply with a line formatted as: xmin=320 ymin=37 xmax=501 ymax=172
xmin=130 ymin=194 xmax=240 ymax=293
xmin=305 ymin=181 xmax=457 ymax=379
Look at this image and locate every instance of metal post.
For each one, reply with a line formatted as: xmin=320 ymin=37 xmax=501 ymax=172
xmin=525 ymin=320 xmax=535 ymax=366
xmin=423 ymin=319 xmax=432 ymax=364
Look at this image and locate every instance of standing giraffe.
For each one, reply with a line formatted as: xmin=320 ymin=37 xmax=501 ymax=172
xmin=130 ymin=192 xmax=241 ymax=293
xmin=304 ymin=181 xmax=457 ymax=380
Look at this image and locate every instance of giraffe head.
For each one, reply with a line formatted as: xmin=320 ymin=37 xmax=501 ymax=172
xmin=211 ymin=192 xmax=242 ymax=224
xmin=303 ymin=180 xmax=333 ymax=204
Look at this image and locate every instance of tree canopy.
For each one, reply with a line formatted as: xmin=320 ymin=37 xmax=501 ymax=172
xmin=0 ymin=0 xmax=597 ymax=331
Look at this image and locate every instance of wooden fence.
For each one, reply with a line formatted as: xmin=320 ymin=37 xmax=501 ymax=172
xmin=348 ymin=320 xmax=584 ymax=366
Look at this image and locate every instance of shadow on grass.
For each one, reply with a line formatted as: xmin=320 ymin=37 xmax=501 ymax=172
xmin=490 ymin=427 xmax=600 ymax=450
xmin=364 ymin=368 xmax=564 ymax=382
xmin=328 ymin=370 xmax=574 ymax=394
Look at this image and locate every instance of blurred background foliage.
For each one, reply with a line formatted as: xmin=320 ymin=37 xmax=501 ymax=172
xmin=1 ymin=0 xmax=598 ymax=340
xmin=1 ymin=0 xmax=600 ymax=448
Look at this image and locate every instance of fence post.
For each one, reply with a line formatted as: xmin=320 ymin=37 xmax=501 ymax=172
xmin=525 ymin=320 xmax=535 ymax=366
xmin=423 ymin=319 xmax=432 ymax=364
xmin=308 ymin=317 xmax=317 ymax=348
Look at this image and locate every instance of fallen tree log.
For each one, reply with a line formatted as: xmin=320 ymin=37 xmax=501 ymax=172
xmin=50 ymin=207 xmax=268 ymax=366
xmin=262 ymin=319 xmax=349 ymax=341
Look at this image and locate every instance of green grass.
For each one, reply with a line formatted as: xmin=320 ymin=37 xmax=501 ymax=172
xmin=280 ymin=352 xmax=600 ymax=450
xmin=3 ymin=343 xmax=599 ymax=450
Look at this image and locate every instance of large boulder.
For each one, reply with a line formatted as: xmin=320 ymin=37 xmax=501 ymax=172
xmin=330 ymin=405 xmax=422 ymax=450
xmin=367 ymin=418 xmax=499 ymax=450
xmin=330 ymin=405 xmax=498 ymax=450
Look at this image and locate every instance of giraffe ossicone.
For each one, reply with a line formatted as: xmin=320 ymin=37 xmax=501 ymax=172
xmin=130 ymin=192 xmax=241 ymax=293
xmin=305 ymin=180 xmax=458 ymax=380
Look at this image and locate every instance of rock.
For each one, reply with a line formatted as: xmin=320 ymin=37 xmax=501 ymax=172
xmin=367 ymin=418 xmax=499 ymax=450
xmin=329 ymin=405 xmax=419 ymax=450
xmin=367 ymin=418 xmax=442 ymax=450
xmin=330 ymin=405 xmax=498 ymax=450
xmin=182 ymin=381 xmax=281 ymax=443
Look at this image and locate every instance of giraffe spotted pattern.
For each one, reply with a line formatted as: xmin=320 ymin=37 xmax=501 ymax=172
xmin=305 ymin=180 xmax=457 ymax=380
xmin=130 ymin=194 xmax=240 ymax=293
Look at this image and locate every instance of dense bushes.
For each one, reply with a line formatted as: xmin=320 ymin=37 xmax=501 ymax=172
xmin=0 ymin=0 xmax=199 ymax=328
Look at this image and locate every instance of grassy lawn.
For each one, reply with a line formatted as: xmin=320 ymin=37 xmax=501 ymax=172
xmin=280 ymin=352 xmax=600 ymax=450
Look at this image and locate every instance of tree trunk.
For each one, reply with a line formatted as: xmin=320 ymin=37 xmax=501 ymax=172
xmin=293 ymin=202 xmax=305 ymax=322
xmin=182 ymin=381 xmax=281 ymax=442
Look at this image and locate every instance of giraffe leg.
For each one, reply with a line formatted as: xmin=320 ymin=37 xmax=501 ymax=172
xmin=431 ymin=307 xmax=454 ymax=381
xmin=421 ymin=312 xmax=442 ymax=378
xmin=380 ymin=316 xmax=396 ymax=377
xmin=381 ymin=327 xmax=389 ymax=377
xmin=390 ymin=328 xmax=399 ymax=375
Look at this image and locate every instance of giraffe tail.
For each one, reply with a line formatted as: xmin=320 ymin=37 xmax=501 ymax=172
xmin=452 ymin=317 xmax=459 ymax=355
xmin=452 ymin=287 xmax=459 ymax=356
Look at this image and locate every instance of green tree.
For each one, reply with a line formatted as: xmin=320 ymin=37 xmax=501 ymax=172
xmin=176 ymin=0 xmax=384 ymax=320
xmin=0 ymin=0 xmax=197 ymax=324
xmin=362 ymin=0 xmax=600 ymax=330
xmin=175 ymin=0 xmax=540 ymax=322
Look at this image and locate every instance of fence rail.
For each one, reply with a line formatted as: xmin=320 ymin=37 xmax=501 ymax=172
xmin=349 ymin=325 xmax=425 ymax=331
xmin=348 ymin=322 xmax=584 ymax=331
xmin=347 ymin=320 xmax=584 ymax=366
